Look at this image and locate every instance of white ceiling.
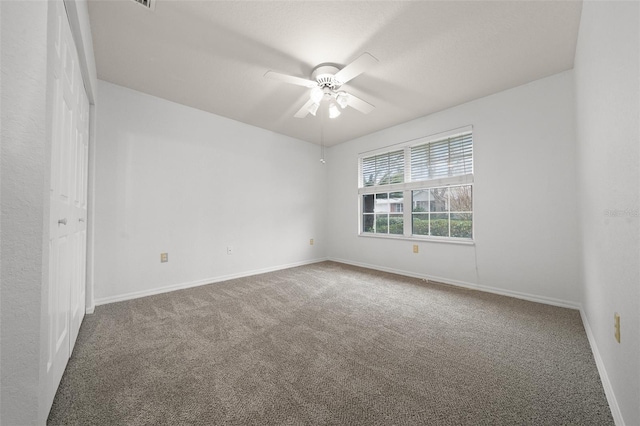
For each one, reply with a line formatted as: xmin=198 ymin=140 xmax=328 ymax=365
xmin=87 ymin=0 xmax=582 ymax=146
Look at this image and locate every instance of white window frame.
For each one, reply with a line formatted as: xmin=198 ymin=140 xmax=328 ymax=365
xmin=358 ymin=126 xmax=474 ymax=243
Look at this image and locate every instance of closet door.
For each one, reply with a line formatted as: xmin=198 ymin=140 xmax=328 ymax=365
xmin=69 ymin=73 xmax=89 ymax=352
xmin=47 ymin=0 xmax=89 ymax=404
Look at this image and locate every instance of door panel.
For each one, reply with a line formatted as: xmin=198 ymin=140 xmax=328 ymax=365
xmin=54 ymin=236 xmax=70 ymax=352
xmin=70 ymin=87 xmax=88 ymax=349
xmin=47 ymin=0 xmax=89 ymax=408
xmin=48 ymin=0 xmax=71 ymax=393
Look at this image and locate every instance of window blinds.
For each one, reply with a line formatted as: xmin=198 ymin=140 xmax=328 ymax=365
xmin=361 ymin=149 xmax=404 ymax=187
xmin=410 ymin=132 xmax=473 ymax=182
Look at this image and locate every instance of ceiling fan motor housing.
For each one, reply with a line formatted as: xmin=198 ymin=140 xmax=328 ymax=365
xmin=311 ymin=65 xmax=341 ymax=89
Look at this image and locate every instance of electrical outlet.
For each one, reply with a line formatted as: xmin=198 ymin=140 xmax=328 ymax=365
xmin=160 ymin=253 xmax=168 ymax=263
xmin=227 ymin=246 xmax=233 ymax=255
xmin=310 ymin=238 xmax=314 ymax=245
xmin=614 ymin=313 xmax=620 ymax=343
xmin=413 ymin=245 xmax=419 ymax=254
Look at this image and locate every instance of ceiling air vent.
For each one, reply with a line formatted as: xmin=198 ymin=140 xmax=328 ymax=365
xmin=131 ymin=0 xmax=155 ymax=11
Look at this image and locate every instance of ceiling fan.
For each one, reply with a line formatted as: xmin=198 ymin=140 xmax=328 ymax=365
xmin=264 ymin=52 xmax=379 ymax=119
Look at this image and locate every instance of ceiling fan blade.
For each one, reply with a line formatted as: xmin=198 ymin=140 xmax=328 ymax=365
xmin=294 ymin=98 xmax=316 ymax=118
xmin=264 ymin=71 xmax=317 ymax=88
xmin=346 ymin=93 xmax=375 ymax=114
xmin=334 ymin=52 xmax=379 ymax=85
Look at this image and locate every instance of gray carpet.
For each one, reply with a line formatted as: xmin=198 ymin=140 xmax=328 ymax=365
xmin=48 ymin=261 xmax=613 ymax=425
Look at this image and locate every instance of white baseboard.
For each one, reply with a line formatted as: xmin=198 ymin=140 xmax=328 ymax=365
xmin=93 ymin=257 xmax=328 ymax=306
xmin=328 ymin=257 xmax=580 ymax=310
xmin=85 ymin=304 xmax=95 ymax=314
xmin=579 ymin=308 xmax=624 ymax=426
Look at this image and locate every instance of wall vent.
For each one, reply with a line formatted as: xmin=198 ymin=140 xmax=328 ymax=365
xmin=131 ymin=0 xmax=155 ymax=11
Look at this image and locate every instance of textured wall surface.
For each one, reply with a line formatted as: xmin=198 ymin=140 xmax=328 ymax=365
xmin=327 ymin=71 xmax=580 ymax=306
xmin=1 ymin=1 xmax=50 ymax=424
xmin=93 ymin=81 xmax=327 ymax=303
xmin=574 ymin=1 xmax=640 ymax=424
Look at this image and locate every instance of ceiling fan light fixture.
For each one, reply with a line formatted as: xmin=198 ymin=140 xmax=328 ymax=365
xmin=265 ymin=52 xmax=378 ymax=120
xmin=308 ymin=102 xmax=319 ymax=116
xmin=310 ymin=87 xmax=324 ymax=104
xmin=336 ymin=92 xmax=349 ymax=109
xmin=329 ymin=102 xmax=341 ymax=119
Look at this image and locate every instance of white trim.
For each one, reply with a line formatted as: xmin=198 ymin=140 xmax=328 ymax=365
xmin=328 ymin=257 xmax=580 ymax=310
xmin=94 ymin=258 xmax=328 ymax=306
xmin=579 ymin=308 xmax=625 ymax=426
xmin=358 ymin=174 xmax=474 ymax=195
xmin=357 ymin=233 xmax=475 ymax=245
xmin=63 ymin=0 xmax=97 ymax=102
xmin=85 ymin=305 xmax=95 ymax=315
xmin=64 ymin=0 xmax=98 ymax=314
xmin=358 ymin=125 xmax=474 ymax=157
xmin=84 ymin=104 xmax=97 ymax=315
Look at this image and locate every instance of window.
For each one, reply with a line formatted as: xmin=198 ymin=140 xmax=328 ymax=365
xmin=358 ymin=128 xmax=473 ymax=241
xmin=392 ymin=202 xmax=404 ymax=213
xmin=362 ymin=192 xmax=404 ymax=235
xmin=411 ymin=186 xmax=472 ymax=238
xmin=361 ymin=149 xmax=404 ymax=187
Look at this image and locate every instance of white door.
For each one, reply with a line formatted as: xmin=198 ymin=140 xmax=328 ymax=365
xmin=47 ymin=0 xmax=89 ymax=404
xmin=69 ymin=77 xmax=89 ymax=350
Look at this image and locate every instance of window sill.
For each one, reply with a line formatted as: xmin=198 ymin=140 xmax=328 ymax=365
xmin=358 ymin=233 xmax=475 ymax=245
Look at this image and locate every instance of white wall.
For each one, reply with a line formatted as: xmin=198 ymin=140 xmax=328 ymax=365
xmin=1 ymin=1 xmax=50 ymax=424
xmin=574 ymin=2 xmax=640 ymax=425
xmin=94 ymin=81 xmax=327 ymax=303
xmin=326 ymin=71 xmax=580 ymax=306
